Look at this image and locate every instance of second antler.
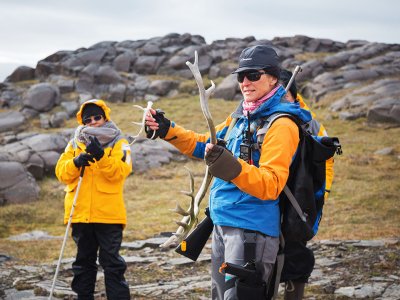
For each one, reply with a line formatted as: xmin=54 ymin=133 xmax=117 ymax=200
xmin=160 ymin=51 xmax=216 ymax=248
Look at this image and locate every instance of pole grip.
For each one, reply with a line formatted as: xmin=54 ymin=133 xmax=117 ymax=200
xmin=80 ymin=165 xmax=85 ymax=177
xmin=285 ymin=65 xmax=302 ymax=93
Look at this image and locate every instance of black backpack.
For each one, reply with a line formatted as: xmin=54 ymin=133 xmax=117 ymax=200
xmin=256 ymin=113 xmax=342 ymax=242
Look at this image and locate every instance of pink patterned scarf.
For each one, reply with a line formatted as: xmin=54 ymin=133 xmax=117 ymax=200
xmin=242 ymin=84 xmax=281 ymax=115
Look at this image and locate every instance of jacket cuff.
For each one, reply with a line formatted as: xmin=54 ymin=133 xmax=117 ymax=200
xmin=208 ymin=148 xmax=242 ymax=181
xmin=163 ymin=121 xmax=175 ymax=140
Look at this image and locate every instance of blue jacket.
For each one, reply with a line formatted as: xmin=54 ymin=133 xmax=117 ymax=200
xmin=165 ymin=85 xmax=312 ymax=237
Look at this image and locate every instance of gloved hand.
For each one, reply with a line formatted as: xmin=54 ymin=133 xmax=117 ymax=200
xmin=145 ymin=109 xmax=171 ymax=139
xmin=73 ymin=153 xmax=95 ymax=168
xmin=86 ymin=136 xmax=104 ymax=161
xmin=205 ymin=144 xmax=242 ymax=181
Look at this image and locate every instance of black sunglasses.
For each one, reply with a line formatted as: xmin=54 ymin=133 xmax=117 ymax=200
xmin=237 ymin=71 xmax=266 ymax=83
xmin=83 ymin=115 xmax=103 ymax=125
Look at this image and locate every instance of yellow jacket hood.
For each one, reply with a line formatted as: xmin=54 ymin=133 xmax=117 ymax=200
xmin=76 ymin=99 xmax=111 ymax=125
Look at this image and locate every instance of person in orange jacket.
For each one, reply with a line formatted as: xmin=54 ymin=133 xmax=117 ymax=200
xmin=55 ymin=99 xmax=132 ymax=300
xmin=279 ymin=69 xmax=335 ymax=300
xmin=145 ymin=45 xmax=313 ymax=299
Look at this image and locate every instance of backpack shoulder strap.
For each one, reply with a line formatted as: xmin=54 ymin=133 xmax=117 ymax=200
xmin=256 ymin=112 xmax=307 ymax=220
xmin=224 ymin=117 xmax=237 ymax=142
xmin=256 ymin=113 xmax=299 ymax=147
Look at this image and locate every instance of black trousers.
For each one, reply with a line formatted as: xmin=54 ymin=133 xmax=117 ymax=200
xmin=280 ymin=241 xmax=315 ymax=283
xmin=71 ymin=223 xmax=130 ymax=300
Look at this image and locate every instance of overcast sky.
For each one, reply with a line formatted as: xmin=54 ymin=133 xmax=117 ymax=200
xmin=1 ymin=0 xmax=399 ymax=81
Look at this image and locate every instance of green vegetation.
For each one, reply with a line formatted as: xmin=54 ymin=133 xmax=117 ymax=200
xmin=0 ymin=92 xmax=399 ymax=264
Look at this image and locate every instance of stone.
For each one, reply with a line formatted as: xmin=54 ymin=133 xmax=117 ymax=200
xmin=352 ymin=240 xmax=386 ymax=247
xmin=374 ymin=147 xmax=394 ymax=156
xmin=0 ymin=161 xmax=40 ymax=204
xmin=123 ymin=256 xmax=158 ymax=264
xmin=94 ymin=65 xmax=122 ymax=85
xmin=23 ymin=83 xmax=60 ymax=112
xmin=60 ymin=101 xmax=79 ymax=117
xmin=113 ymin=50 xmax=136 ymax=72
xmin=8 ymin=230 xmax=59 ymax=241
xmin=50 ymin=111 xmax=69 ymax=128
xmin=213 ymin=74 xmax=238 ymax=100
xmin=5 ymin=66 xmax=35 ymax=83
xmin=0 ymin=111 xmax=25 ymax=133
xmin=148 ymin=80 xmax=179 ymax=96
xmin=382 ymin=283 xmax=400 ymax=298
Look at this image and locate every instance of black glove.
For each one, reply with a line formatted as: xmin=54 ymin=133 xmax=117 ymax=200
xmin=73 ymin=153 xmax=95 ymax=168
xmin=145 ymin=109 xmax=171 ymax=139
xmin=205 ymin=144 xmax=242 ymax=181
xmin=86 ymin=136 xmax=104 ymax=161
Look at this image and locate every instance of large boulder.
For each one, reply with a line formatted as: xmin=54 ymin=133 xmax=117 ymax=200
xmin=94 ymin=65 xmax=122 ymax=84
xmin=367 ymin=99 xmax=400 ymax=124
xmin=23 ymin=83 xmax=60 ymax=112
xmin=213 ymin=74 xmax=239 ymax=100
xmin=148 ymin=80 xmax=180 ymax=96
xmin=60 ymin=48 xmax=108 ymax=73
xmin=0 ymin=88 xmax=22 ymax=108
xmin=0 ymin=111 xmax=25 ymax=133
xmin=113 ymin=50 xmax=137 ymax=72
xmin=5 ymin=66 xmax=35 ymax=83
xmin=133 ymin=56 xmax=166 ymax=74
xmin=0 ymin=161 xmax=40 ymax=205
xmin=130 ymin=138 xmax=186 ymax=173
xmin=75 ymin=63 xmax=98 ymax=93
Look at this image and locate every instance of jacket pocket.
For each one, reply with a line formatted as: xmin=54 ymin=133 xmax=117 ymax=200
xmin=96 ymin=180 xmax=120 ymax=194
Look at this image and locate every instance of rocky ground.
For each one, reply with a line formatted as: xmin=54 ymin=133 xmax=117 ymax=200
xmin=0 ymin=232 xmax=399 ymax=299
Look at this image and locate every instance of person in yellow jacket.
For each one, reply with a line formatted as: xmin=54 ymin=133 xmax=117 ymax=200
xmin=280 ymin=69 xmax=335 ymax=300
xmin=55 ymin=99 xmax=132 ymax=300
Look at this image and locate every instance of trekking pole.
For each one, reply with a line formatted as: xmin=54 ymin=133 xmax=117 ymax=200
xmin=49 ymin=166 xmax=85 ymax=299
xmin=285 ymin=65 xmax=302 ymax=93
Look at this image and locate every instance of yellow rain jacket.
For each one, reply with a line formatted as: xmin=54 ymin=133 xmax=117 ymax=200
xmin=55 ymin=100 xmax=132 ymax=225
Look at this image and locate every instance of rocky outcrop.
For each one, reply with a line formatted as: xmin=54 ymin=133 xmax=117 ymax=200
xmin=329 ymin=78 xmax=400 ymax=123
xmin=0 ymin=33 xmax=400 ymax=125
xmin=0 ymin=33 xmax=398 ymax=125
xmin=0 ymin=132 xmax=70 ymax=180
xmin=0 ymin=33 xmax=399 ymax=204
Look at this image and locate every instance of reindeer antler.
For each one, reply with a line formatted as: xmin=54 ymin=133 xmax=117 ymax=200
xmin=161 ymin=51 xmax=216 ymax=248
xmin=129 ymin=101 xmax=156 ymax=144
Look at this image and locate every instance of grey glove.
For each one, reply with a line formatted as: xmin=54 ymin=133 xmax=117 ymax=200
xmin=73 ymin=153 xmax=95 ymax=168
xmin=205 ymin=144 xmax=242 ymax=181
